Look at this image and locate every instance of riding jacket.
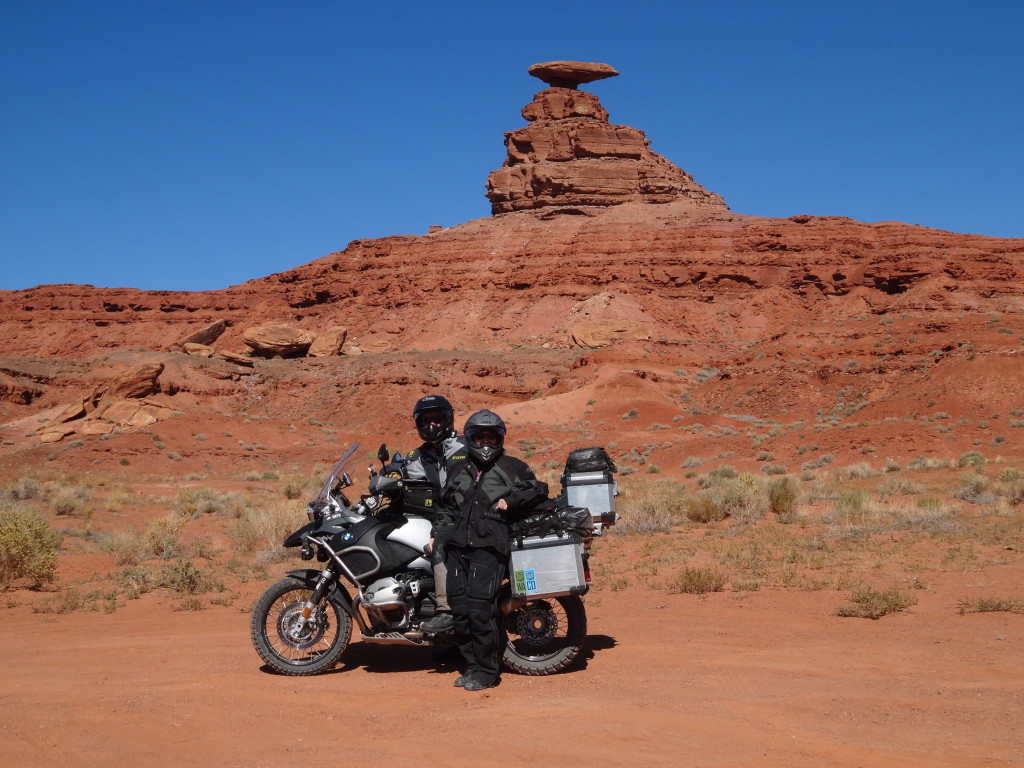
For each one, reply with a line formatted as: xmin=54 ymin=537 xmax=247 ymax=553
xmin=397 ymin=435 xmax=466 ymax=522
xmin=435 ymin=454 xmax=548 ymax=556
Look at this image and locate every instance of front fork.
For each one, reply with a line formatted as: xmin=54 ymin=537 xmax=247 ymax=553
xmin=293 ymin=567 xmax=335 ymax=633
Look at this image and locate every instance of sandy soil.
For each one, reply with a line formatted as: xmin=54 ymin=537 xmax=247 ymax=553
xmin=3 ymin=567 xmax=1022 ymax=768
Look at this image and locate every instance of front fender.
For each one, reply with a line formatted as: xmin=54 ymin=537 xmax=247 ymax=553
xmin=285 ymin=569 xmax=357 ymax=618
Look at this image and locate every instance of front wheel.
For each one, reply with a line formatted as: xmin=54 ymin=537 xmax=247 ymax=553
xmin=502 ymin=594 xmax=587 ymax=676
xmin=251 ymin=577 xmax=352 ymax=676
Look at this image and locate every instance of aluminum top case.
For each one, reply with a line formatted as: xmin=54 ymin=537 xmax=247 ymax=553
xmin=562 ymin=469 xmax=617 ymax=533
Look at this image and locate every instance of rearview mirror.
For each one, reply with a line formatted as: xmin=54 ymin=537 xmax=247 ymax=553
xmin=377 ymin=444 xmax=389 ymax=465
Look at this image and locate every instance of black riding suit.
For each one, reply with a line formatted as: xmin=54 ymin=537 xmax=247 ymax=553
xmin=397 ymin=436 xmax=465 ymax=613
xmin=435 ymin=454 xmax=547 ymax=684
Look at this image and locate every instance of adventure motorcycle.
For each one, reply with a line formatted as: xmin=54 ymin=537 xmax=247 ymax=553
xmin=250 ymin=443 xmax=610 ymax=677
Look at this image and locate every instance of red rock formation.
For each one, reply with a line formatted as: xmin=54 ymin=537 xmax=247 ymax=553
xmin=486 ymin=61 xmax=727 ymax=213
xmin=0 ymin=62 xmax=1023 ymax=474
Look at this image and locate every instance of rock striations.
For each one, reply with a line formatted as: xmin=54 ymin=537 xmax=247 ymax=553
xmin=0 ymin=60 xmax=1023 ymax=472
xmin=486 ymin=61 xmax=727 ymax=213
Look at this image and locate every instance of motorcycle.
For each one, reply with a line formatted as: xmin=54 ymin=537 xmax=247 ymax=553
xmin=250 ymin=443 xmax=604 ymax=677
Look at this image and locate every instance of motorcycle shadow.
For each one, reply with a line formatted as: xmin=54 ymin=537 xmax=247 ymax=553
xmin=257 ymin=634 xmax=616 ymax=677
xmin=571 ymin=633 xmax=616 ymax=672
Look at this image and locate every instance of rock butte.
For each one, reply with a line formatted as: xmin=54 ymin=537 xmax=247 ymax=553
xmin=487 ymin=61 xmax=726 ymax=213
xmin=0 ymin=61 xmax=1022 ymax=478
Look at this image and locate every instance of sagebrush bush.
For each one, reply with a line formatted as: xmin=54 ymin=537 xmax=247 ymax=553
xmin=685 ymin=496 xmax=725 ymax=524
xmin=701 ymin=475 xmax=769 ymax=525
xmin=10 ymin=476 xmax=41 ymax=501
xmin=613 ymin=480 xmax=688 ymax=535
xmin=958 ymin=451 xmax=987 ymax=468
xmin=146 ymin=515 xmax=186 ymax=559
xmin=174 ymin=487 xmax=234 ymax=519
xmin=158 ymin=559 xmax=224 ymax=595
xmin=767 ymin=476 xmax=799 ymax=518
xmin=115 ymin=565 xmax=157 ymax=598
xmin=837 ymin=586 xmax=917 ymax=619
xmin=100 ymin=528 xmax=150 ymax=566
xmin=0 ymin=507 xmax=62 ymax=590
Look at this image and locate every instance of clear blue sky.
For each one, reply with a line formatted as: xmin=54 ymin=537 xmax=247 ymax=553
xmin=2 ymin=1 xmax=1021 ymax=291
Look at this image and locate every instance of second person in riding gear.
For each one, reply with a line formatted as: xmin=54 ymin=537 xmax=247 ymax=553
xmin=434 ymin=409 xmax=547 ymax=691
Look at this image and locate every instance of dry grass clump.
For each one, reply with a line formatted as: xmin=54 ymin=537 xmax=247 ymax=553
xmin=957 ymin=596 xmax=1024 ymax=615
xmin=666 ymin=566 xmax=727 ymax=594
xmin=227 ymin=500 xmax=302 ymax=562
xmin=174 ymin=487 xmax=251 ymax=519
xmin=685 ymin=496 xmax=725 ymax=524
xmin=833 ymin=462 xmax=880 ymax=481
xmin=157 ymin=559 xmax=225 ymax=595
xmin=877 ymin=475 xmax=926 ymax=500
xmin=99 ymin=514 xmax=187 ymax=565
xmin=613 ymin=480 xmax=689 ymax=534
xmin=957 ymin=451 xmax=987 ymax=468
xmin=951 ymin=471 xmax=996 ymax=505
xmin=837 ymin=586 xmax=917 ymax=619
xmin=0 ymin=506 xmax=63 ymax=590
xmin=697 ymin=472 xmax=770 ymax=525
xmin=767 ymin=476 xmax=799 ymax=520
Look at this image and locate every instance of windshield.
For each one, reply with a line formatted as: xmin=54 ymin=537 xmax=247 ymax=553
xmin=315 ymin=443 xmax=360 ymax=503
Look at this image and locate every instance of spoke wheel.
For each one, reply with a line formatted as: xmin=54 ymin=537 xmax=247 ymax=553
xmin=251 ymin=577 xmax=352 ymax=676
xmin=502 ymin=595 xmax=586 ymax=676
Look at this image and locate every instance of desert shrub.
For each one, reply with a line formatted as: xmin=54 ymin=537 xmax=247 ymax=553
xmin=958 ymin=451 xmax=987 ymax=468
xmin=51 ymin=487 xmax=82 ymax=516
xmin=33 ymin=588 xmax=111 ymax=614
xmin=10 ymin=476 xmax=41 ymax=501
xmin=767 ymin=476 xmax=799 ymax=519
xmin=833 ymin=462 xmax=879 ymax=480
xmin=889 ymin=504 xmax=960 ymax=535
xmin=801 ymin=454 xmax=835 ymax=471
xmin=685 ymin=496 xmax=726 ymax=524
xmin=951 ymin=472 xmax=995 ymax=505
xmin=115 ymin=566 xmax=157 ymax=598
xmin=228 ymin=501 xmax=301 ymax=561
xmin=761 ymin=464 xmax=787 ymax=476
xmin=701 ymin=475 xmax=769 ymax=525
xmin=614 ymin=480 xmax=688 ymax=535
xmin=282 ymin=475 xmax=306 ymax=500
xmin=821 ymin=489 xmax=871 ymax=526
xmin=145 ymin=515 xmax=186 ymax=559
xmin=158 ymin=559 xmax=224 ymax=595
xmin=100 ymin=528 xmax=150 ymax=566
xmin=837 ymin=586 xmax=917 ymax=619
xmin=696 ymin=465 xmax=738 ymax=488
xmin=877 ymin=475 xmax=925 ymax=499
xmin=174 ymin=487 xmax=232 ymax=519
xmin=0 ymin=507 xmax=63 ymax=590
xmin=680 ymin=456 xmax=704 ymax=469
xmin=957 ymin=597 xmax=1024 ymax=615
xmin=666 ymin=566 xmax=727 ymax=594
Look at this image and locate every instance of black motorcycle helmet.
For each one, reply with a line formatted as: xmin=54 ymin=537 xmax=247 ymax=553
xmin=412 ymin=395 xmax=455 ymax=443
xmin=463 ymin=409 xmax=506 ymax=465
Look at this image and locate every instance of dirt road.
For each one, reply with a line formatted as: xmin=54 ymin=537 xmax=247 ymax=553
xmin=2 ymin=575 xmax=1022 ymax=768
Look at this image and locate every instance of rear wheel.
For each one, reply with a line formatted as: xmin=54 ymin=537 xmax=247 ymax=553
xmin=251 ymin=577 xmax=352 ymax=675
xmin=502 ymin=595 xmax=587 ymax=676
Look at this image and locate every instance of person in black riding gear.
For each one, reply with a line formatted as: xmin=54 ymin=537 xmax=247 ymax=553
xmin=434 ymin=409 xmax=547 ymax=691
xmin=399 ymin=395 xmax=465 ymax=634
